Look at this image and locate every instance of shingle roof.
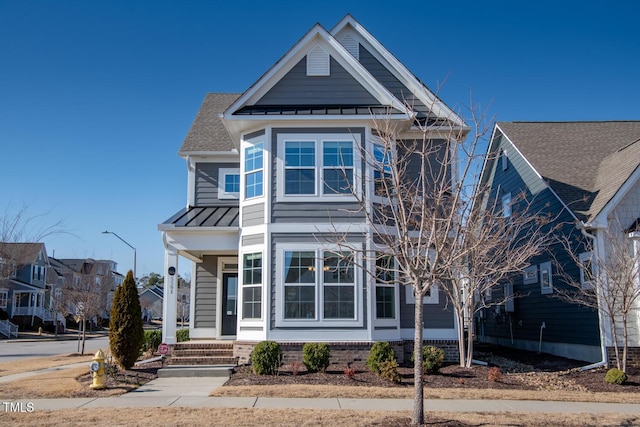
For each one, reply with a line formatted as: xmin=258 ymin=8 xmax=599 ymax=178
xmin=497 ymin=121 xmax=640 ymax=222
xmin=179 ymin=93 xmax=241 ymax=153
xmin=0 ymin=243 xmax=45 ymax=265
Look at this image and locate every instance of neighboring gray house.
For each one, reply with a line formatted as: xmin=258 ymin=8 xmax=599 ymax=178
xmin=158 ymin=15 xmax=466 ymax=356
xmin=477 ymin=121 xmax=640 ymax=365
xmin=139 ymin=285 xmax=164 ymax=322
xmin=0 ymin=243 xmax=54 ymax=334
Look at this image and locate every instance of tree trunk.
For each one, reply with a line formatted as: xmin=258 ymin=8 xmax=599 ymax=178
xmin=466 ymin=316 xmax=475 ymax=368
xmin=412 ymin=297 xmax=425 ymax=426
xmin=81 ymin=318 xmax=86 ymax=355
xmin=609 ymin=315 xmax=621 ymax=370
xmin=622 ymin=315 xmax=628 ymax=373
xmin=455 ymin=307 xmax=466 ymax=367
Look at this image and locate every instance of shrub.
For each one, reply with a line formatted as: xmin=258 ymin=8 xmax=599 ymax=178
xmin=176 ymin=328 xmax=189 ymax=343
xmin=142 ymin=330 xmax=162 ymax=354
xmin=605 ymin=368 xmax=627 ymax=385
xmin=488 ymin=366 xmax=502 ymax=382
xmin=379 ymin=359 xmax=402 ymax=383
xmin=344 ymin=364 xmax=356 ymax=380
xmin=366 ymin=341 xmax=396 ymax=374
xmin=411 ymin=345 xmax=445 ymax=374
xmin=0 ymin=309 xmax=9 ymax=320
xmin=303 ymin=342 xmax=331 ymax=373
xmin=251 ymin=341 xmax=281 ymax=375
xmin=109 ymin=271 xmax=144 ymax=369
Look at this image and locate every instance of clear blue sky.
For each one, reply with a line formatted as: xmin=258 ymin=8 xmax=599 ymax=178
xmin=1 ymin=0 xmax=638 ymax=279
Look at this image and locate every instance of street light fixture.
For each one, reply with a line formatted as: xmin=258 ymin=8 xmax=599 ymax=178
xmin=102 ymin=230 xmax=136 ymax=281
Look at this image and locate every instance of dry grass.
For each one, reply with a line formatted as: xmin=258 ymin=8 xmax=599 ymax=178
xmin=0 ymin=407 xmax=637 ymax=426
xmin=210 ymin=384 xmax=640 ymax=404
xmin=0 ymin=353 xmax=95 ymax=377
xmin=0 ymin=366 xmax=131 ymax=399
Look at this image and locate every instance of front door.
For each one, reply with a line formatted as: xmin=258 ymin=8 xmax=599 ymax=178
xmin=221 ymin=273 xmax=238 ymax=336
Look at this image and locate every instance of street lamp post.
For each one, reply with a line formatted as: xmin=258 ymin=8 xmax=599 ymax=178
xmin=102 ymin=231 xmax=136 ymax=281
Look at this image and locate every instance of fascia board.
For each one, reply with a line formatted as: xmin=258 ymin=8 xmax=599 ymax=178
xmin=591 ymin=163 xmax=640 ymax=226
xmin=223 ymin=25 xmax=410 ymax=120
xmin=331 ymin=16 xmax=465 ymax=128
xmin=477 ymin=124 xmax=501 ymax=190
xmin=158 ymin=225 xmax=239 ymax=233
xmin=177 ymin=151 xmax=239 ymax=159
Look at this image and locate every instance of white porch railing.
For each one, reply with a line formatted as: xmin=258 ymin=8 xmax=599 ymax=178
xmin=11 ymin=306 xmax=33 ymax=316
xmin=0 ymin=319 xmax=19 ymax=338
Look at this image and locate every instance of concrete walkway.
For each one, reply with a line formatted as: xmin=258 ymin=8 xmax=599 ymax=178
xmin=4 ymin=374 xmax=640 ymax=414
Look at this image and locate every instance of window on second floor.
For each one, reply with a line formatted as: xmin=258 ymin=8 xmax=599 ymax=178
xmin=502 ymin=193 xmax=512 ymax=218
xmin=219 ymin=168 xmax=240 ymax=199
xmin=244 ymin=143 xmax=264 ymax=199
xmin=277 ymin=133 xmax=359 ymax=200
xmin=579 ymin=252 xmax=595 ymax=289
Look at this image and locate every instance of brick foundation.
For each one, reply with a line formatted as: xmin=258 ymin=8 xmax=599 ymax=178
xmin=234 ymin=340 xmax=459 ymax=367
xmin=607 ymin=346 xmax=640 ymax=368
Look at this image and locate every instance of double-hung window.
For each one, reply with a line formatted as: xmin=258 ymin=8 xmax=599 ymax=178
xmin=278 ymin=246 xmax=360 ymax=326
xmin=284 ymin=251 xmax=316 ymax=319
xmin=323 ymin=252 xmax=355 ymax=319
xmin=244 ymin=143 xmax=263 ymax=199
xmin=0 ymin=290 xmax=7 ymax=309
xmin=373 ymin=143 xmax=392 ymax=196
xmin=375 ymin=255 xmax=395 ymax=319
xmin=285 ymin=141 xmax=315 ymax=195
xmin=242 ymin=253 xmax=262 ymax=319
xmin=323 ymin=141 xmax=353 ymax=194
xmin=278 ymin=133 xmax=359 ymax=200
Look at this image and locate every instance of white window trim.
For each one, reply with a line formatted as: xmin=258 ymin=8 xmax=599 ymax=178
xmin=274 ymin=243 xmax=363 ymax=328
xmin=523 ymin=265 xmax=538 ymax=284
xmin=276 ymin=133 xmax=361 ymax=202
xmin=0 ymin=289 xmax=8 ymax=309
xmin=239 ymin=249 xmax=264 ymax=325
xmin=405 ymin=283 xmax=440 ymax=305
xmin=502 ymin=192 xmax=512 ymax=218
xmin=578 ymin=252 xmax=595 ymax=289
xmin=540 ymin=261 xmax=553 ymax=294
xmin=374 ymin=255 xmax=397 ymax=322
xmin=218 ymin=168 xmax=240 ymax=199
xmin=242 ymin=140 xmax=265 ymax=201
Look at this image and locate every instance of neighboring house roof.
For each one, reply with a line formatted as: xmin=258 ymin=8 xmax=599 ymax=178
xmin=496 ymin=121 xmax=640 ymax=222
xmin=0 ymin=242 xmax=46 ymax=265
xmin=160 ymin=206 xmax=240 ymax=229
xmin=179 ymin=93 xmax=241 ymax=154
xmin=140 ymin=285 xmax=164 ymax=299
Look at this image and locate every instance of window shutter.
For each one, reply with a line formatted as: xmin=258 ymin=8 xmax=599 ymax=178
xmin=307 ymin=45 xmax=330 ymax=76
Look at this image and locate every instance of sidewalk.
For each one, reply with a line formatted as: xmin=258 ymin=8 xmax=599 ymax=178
xmin=6 ymin=374 xmax=640 ymax=414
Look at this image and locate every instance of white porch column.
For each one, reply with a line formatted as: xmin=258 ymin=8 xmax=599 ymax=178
xmin=162 ymin=246 xmax=179 ymax=344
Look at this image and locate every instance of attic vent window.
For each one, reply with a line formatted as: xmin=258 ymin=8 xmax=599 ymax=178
xmin=340 ymin=34 xmax=359 ymax=60
xmin=307 ymin=45 xmax=330 ymax=76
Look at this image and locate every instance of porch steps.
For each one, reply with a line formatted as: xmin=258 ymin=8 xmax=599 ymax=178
xmin=159 ymin=341 xmax=238 ymax=376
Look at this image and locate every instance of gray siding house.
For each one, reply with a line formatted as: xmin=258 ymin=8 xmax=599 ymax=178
xmin=158 ymin=15 xmax=466 ymax=357
xmin=478 ymin=121 xmax=640 ymax=366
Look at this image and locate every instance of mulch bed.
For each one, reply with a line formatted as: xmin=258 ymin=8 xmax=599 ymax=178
xmin=225 ymin=346 xmax=640 ymax=394
xmin=76 ymin=360 xmax=163 ymax=396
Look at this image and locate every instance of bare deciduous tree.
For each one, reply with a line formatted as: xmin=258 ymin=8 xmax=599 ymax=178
xmin=555 ymin=220 xmax=640 ymax=372
xmin=63 ymin=260 xmax=114 ymax=354
xmin=0 ymin=204 xmax=68 ymax=282
xmin=447 ymin=193 xmax=554 ymax=367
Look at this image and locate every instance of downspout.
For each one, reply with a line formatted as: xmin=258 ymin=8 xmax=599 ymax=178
xmin=578 ymin=222 xmax=608 ymax=370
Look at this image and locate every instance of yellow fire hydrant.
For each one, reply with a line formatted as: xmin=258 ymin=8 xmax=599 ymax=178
xmin=89 ymin=349 xmax=106 ymax=389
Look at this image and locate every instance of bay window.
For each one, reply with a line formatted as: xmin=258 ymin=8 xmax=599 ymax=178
xmin=284 ymin=251 xmax=316 ymax=319
xmin=244 ymin=143 xmax=263 ymax=199
xmin=323 ymin=252 xmax=355 ymax=319
xmin=375 ymin=255 xmax=395 ymax=319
